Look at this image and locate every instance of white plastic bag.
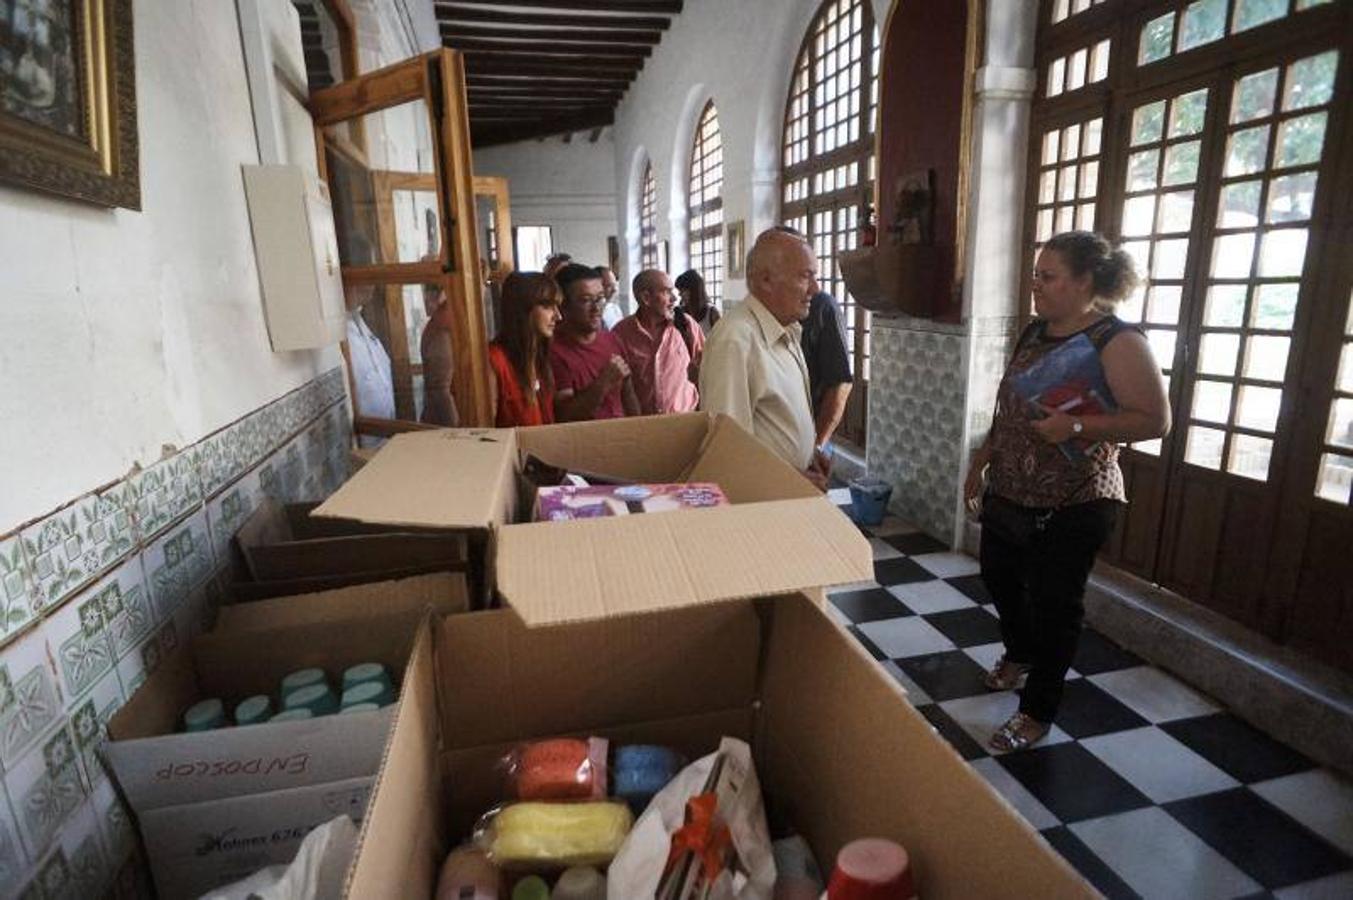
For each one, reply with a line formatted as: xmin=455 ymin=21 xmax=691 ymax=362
xmin=607 ymin=737 xmax=775 ymax=900
xmin=200 ymin=814 xmax=359 ymax=900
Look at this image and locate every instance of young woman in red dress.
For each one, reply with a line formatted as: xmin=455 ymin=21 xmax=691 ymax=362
xmin=488 ymin=272 xmax=563 ymax=427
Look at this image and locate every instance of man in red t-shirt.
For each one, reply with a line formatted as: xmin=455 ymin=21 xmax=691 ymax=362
xmin=550 ymin=264 xmax=640 ymax=421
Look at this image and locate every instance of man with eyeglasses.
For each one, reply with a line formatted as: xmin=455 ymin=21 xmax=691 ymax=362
xmin=550 ymin=264 xmax=640 ymax=421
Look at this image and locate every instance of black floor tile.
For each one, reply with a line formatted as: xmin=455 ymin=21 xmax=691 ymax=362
xmin=883 ymin=531 xmax=949 ymax=555
xmin=895 ymin=651 xmax=991 ymax=702
xmin=916 ymin=703 xmax=987 ymax=761
xmin=1164 ymin=788 xmax=1352 ymax=889
xmin=998 ymin=742 xmax=1152 ymax=823
xmin=1160 ymin=714 xmax=1316 ymax=784
xmin=945 ymin=573 xmax=992 ymax=603
xmin=1053 ymin=679 xmax=1151 ymax=739
xmin=829 ymin=587 xmax=912 ymax=624
xmin=847 ymin=626 xmax=888 ymax=661
xmin=873 ymin=556 xmax=936 ymax=587
xmin=1072 ymin=628 xmax=1144 ymax=675
xmin=923 ymin=607 xmax=1004 ymax=648
xmin=1040 ymin=827 xmax=1140 ymax=900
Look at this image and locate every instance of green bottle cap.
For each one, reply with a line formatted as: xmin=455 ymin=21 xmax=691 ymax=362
xmin=512 ymin=875 xmax=550 ymax=900
xmin=280 ymin=668 xmax=326 ymax=698
xmin=270 ymin=708 xmax=314 ymax=722
xmin=341 ymin=662 xmax=389 ymax=689
xmin=233 ymin=695 xmax=272 ymax=726
xmin=285 ymin=683 xmax=338 ymax=716
xmin=184 ymin=698 xmax=225 ymax=732
xmin=340 ymin=681 xmax=393 ymax=709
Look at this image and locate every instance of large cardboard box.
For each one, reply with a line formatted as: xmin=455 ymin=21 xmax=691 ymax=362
xmin=345 ymin=598 xmax=1094 ymax=899
xmin=312 ymin=414 xmax=871 ymax=623
xmin=105 ymin=571 xmax=468 ymax=898
xmin=315 ymin=415 xmax=1094 ymax=898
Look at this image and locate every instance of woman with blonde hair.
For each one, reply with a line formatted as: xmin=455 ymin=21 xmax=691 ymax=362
xmin=964 ymin=231 xmax=1171 ymax=752
xmin=488 ymin=272 xmax=562 ymax=427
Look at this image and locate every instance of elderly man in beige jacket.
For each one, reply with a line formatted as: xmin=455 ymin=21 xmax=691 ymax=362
xmin=699 ymin=228 xmax=829 ymax=490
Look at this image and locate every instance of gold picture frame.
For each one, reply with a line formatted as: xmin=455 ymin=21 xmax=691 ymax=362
xmin=0 ymin=0 xmax=140 ymax=208
xmin=727 ymin=220 xmax=746 ymax=278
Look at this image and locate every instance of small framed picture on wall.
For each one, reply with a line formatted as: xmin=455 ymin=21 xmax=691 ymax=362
xmin=727 ymin=220 xmax=746 ymax=278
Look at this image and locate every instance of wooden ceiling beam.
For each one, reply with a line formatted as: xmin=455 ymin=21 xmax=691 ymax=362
xmin=467 ymin=73 xmax=633 ymax=89
xmin=448 ymin=0 xmax=681 ymax=12
xmin=468 ymin=85 xmax=624 ymax=98
xmin=439 ymin=24 xmax=662 ymax=44
xmin=444 ymin=38 xmax=651 ymax=59
xmin=463 ymin=57 xmax=641 ymax=79
xmin=435 ymin=4 xmax=671 ymax=30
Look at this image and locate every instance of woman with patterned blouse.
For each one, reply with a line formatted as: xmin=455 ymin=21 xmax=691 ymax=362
xmin=963 ymin=231 xmax=1171 ymax=752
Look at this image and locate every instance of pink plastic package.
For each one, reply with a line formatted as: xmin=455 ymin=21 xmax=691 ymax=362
xmin=534 ymin=483 xmax=729 ymax=522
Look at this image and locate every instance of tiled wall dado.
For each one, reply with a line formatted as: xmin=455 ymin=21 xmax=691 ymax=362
xmin=867 ymin=318 xmax=968 ymax=544
xmin=0 ymin=368 xmax=350 ymax=898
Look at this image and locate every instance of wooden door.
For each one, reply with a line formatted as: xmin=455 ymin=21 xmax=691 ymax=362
xmin=311 ymin=49 xmax=492 ymax=431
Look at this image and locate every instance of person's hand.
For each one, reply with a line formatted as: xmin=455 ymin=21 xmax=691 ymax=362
xmin=812 ymin=447 xmax=833 ymax=479
xmin=1030 ymin=403 xmax=1077 ymax=444
xmin=963 ymin=448 xmax=989 ymax=515
xmin=803 ymin=467 xmax=829 ymax=492
xmin=598 ymin=355 xmax=630 ymax=391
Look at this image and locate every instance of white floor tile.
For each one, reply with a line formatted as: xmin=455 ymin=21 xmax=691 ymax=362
xmin=937 ymin=693 xmax=1073 ymax=755
xmin=856 ymin=616 xmax=955 ymax=659
xmin=1088 ymin=666 xmax=1220 ymax=723
xmin=869 ymin=537 xmax=905 ymax=561
xmin=825 ymin=603 xmax=851 ymax=627
xmin=1276 ymin=870 xmax=1353 ymax=900
xmin=879 ymin=660 xmax=932 ymax=706
xmin=885 ymin=579 xmax=977 ymax=614
xmin=971 ymin=757 xmax=1061 ymax=830
xmin=1252 ymin=769 xmax=1353 ymax=857
xmin=1070 ymin=807 xmax=1261 ymax=900
xmin=1080 ymin=727 xmax=1240 ymax=804
xmin=910 ymin=551 xmax=982 ymax=579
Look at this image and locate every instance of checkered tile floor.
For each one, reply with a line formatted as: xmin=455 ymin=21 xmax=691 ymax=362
xmin=827 ymin=497 xmax=1353 ymax=899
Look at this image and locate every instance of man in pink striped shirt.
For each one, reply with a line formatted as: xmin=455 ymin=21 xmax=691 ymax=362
xmin=612 ymin=269 xmax=704 ymax=415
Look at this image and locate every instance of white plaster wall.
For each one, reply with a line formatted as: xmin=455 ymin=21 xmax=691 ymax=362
xmin=473 ymin=135 xmax=620 ymax=283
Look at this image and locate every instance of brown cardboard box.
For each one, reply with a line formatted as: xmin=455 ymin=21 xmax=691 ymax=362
xmin=104 ymin=572 xmax=468 ymax=898
xmin=312 ymin=415 xmax=1093 ymax=898
xmin=230 ymin=499 xmax=469 ymax=601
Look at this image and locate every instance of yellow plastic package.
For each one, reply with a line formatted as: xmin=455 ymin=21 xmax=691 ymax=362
xmin=476 ymin=801 xmax=634 ymax=869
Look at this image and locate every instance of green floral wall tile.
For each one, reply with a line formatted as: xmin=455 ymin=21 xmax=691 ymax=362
xmin=144 ymin=512 xmax=213 ymax=623
xmin=0 ymin=536 xmax=37 ymax=644
xmin=129 ymin=451 xmax=204 ymax=542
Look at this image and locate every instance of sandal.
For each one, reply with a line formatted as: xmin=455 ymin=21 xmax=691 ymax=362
xmin=983 ymin=656 xmax=1032 ymax=691
xmin=989 ymin=713 xmax=1050 ymax=753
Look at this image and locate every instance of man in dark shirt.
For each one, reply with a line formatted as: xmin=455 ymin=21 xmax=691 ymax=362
xmin=800 ymin=291 xmax=855 ymax=450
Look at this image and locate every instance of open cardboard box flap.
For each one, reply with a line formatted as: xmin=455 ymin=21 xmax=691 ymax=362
xmin=312 ymin=415 xmax=873 ymax=626
xmin=313 ymin=429 xmax=517 ymax=531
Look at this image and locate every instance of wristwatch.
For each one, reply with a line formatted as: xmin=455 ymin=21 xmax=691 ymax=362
xmin=1071 ymin=418 xmax=1084 ymax=436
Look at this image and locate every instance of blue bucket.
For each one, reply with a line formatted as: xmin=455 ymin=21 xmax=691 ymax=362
xmin=848 ymin=477 xmax=892 ymax=526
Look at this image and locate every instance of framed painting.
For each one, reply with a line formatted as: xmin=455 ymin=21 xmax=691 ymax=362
xmin=0 ymin=0 xmax=140 ymax=208
xmin=726 ymin=220 xmax=746 ymax=278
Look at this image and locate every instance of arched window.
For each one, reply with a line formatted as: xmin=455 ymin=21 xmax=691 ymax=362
xmin=781 ymin=0 xmax=880 ymax=442
xmin=688 ymin=100 xmax=725 ymax=308
xmin=640 ymin=161 xmax=659 ymax=270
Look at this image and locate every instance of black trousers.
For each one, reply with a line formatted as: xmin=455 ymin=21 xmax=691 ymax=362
xmin=979 ymin=497 xmax=1119 ymax=724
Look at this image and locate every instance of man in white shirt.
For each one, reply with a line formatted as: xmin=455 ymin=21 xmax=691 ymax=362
xmin=699 ymin=229 xmax=828 ymax=489
xmin=344 ymin=285 xmax=396 ymax=448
